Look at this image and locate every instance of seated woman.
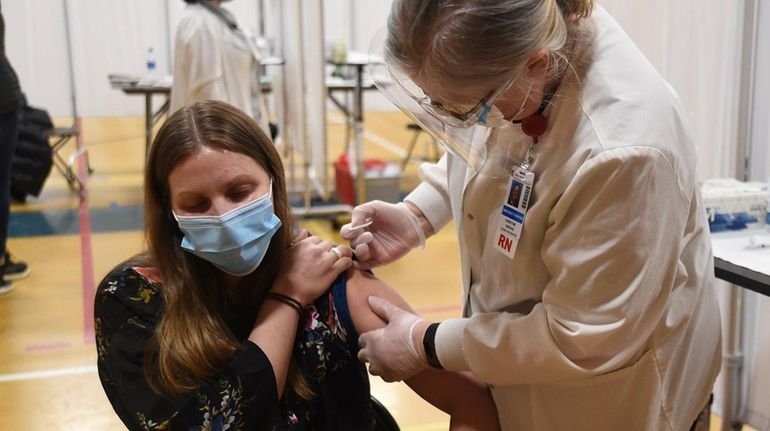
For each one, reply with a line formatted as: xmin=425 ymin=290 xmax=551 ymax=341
xmin=95 ymin=100 xmax=499 ymax=430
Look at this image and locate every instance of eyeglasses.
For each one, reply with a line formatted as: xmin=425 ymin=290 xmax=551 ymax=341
xmin=394 ymin=71 xmax=520 ymax=128
xmin=418 ymin=97 xmax=489 ymax=128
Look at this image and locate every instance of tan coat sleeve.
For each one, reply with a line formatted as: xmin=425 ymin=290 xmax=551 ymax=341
xmin=404 ymin=154 xmax=453 ymax=233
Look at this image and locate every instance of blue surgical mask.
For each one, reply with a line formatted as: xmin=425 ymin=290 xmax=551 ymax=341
xmin=478 ymin=104 xmax=509 ymax=128
xmin=173 ymin=184 xmax=281 ymax=276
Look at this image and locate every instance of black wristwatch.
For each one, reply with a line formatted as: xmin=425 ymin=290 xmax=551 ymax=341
xmin=422 ymin=322 xmax=443 ymax=369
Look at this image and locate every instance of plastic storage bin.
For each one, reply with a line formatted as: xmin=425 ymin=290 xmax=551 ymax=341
xmin=334 ymin=155 xmax=401 ymax=205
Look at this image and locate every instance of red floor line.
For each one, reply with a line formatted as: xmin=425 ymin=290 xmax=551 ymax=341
xmin=76 ymin=117 xmax=96 ymax=344
xmin=25 ymin=341 xmax=72 ymax=352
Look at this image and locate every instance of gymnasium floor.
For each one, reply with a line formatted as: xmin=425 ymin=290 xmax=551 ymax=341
xmin=0 ymin=111 xmax=737 ymax=430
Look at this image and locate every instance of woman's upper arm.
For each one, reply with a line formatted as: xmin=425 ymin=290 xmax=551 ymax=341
xmin=344 ymin=269 xmax=414 ymax=334
xmin=344 ymin=270 xmax=501 ymax=429
xmin=95 ymin=267 xmax=170 ymax=428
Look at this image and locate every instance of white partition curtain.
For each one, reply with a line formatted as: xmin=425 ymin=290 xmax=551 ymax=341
xmin=300 ymin=1 xmax=328 ymax=200
xmin=599 ymin=0 xmax=744 ymax=181
xmin=748 ymin=1 xmax=770 ymax=184
xmin=5 ymin=0 xmax=260 ymax=118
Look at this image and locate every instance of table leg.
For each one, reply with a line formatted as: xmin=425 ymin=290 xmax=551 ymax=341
xmin=722 ymin=283 xmax=744 ymax=431
xmin=354 ymin=64 xmax=366 ymax=204
xmin=145 ymin=94 xmax=153 ymax=156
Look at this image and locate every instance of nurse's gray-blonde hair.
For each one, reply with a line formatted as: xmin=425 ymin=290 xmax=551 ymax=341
xmin=387 ymin=0 xmax=594 ymax=99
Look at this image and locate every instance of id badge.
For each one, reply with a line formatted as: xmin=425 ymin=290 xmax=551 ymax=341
xmin=494 ymin=166 xmax=535 ymax=259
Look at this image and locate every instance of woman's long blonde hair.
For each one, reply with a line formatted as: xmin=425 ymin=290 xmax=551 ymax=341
xmin=141 ymin=100 xmax=307 ymax=397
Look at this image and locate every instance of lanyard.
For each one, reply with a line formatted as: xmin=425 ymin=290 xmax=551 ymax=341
xmin=492 ymin=95 xmax=552 ymax=259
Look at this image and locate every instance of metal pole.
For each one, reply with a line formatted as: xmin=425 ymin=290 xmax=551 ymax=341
xmin=722 ymin=284 xmax=745 ymax=431
xmin=354 ymin=63 xmax=366 ymax=204
xmin=144 ymin=95 xmax=152 ymax=154
xmin=62 ymin=0 xmax=91 ymax=195
xmin=294 ymin=1 xmax=311 ymax=210
xmin=164 ymin=0 xmax=172 ymax=72
xmin=256 ymin=0 xmax=265 ymax=38
xmin=62 ymin=0 xmax=78 ymax=120
xmin=735 ymin=0 xmax=759 ymax=181
xmin=318 ymin=0 xmax=329 ymax=201
xmin=720 ymin=3 xmax=760 ymax=429
xmin=349 ymin=0 xmax=356 ymax=50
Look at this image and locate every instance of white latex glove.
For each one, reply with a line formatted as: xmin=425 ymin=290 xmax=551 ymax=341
xmin=340 ymin=201 xmax=426 ymax=269
xmin=357 ymin=296 xmax=429 ymax=382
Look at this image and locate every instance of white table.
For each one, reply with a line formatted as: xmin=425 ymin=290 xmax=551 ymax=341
xmin=109 ymin=58 xmax=285 ymax=156
xmin=711 ymin=226 xmax=770 ymax=431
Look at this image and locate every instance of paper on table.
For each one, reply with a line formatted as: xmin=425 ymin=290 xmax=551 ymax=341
xmin=711 ymin=227 xmax=770 ymax=277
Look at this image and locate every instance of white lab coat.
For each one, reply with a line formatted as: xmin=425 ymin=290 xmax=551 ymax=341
xmin=405 ymin=7 xmax=721 ymax=430
xmin=170 ymin=3 xmax=268 ymax=132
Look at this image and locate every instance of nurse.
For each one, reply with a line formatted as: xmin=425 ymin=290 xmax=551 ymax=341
xmin=170 ymin=0 xmax=269 ymax=132
xmin=344 ymin=1 xmax=722 ymax=429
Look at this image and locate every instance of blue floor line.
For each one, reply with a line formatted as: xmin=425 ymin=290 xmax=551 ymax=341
xmin=9 ymin=205 xmax=144 ymax=237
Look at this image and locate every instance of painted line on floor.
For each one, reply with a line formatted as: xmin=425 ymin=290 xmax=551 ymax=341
xmin=0 ymin=364 xmax=98 ymax=383
xmin=25 ymin=341 xmax=72 ymax=352
xmin=76 ymin=118 xmax=97 ymax=345
xmin=364 ymin=131 xmax=408 ymax=158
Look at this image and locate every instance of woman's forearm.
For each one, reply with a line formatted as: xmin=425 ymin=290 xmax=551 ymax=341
xmin=248 ymin=299 xmax=300 ymax=398
xmin=406 ymin=370 xmax=500 ymax=431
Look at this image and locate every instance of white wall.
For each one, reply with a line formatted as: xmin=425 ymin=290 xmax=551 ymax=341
xmin=599 ymin=0 xmax=744 ymax=181
xmin=5 ymin=0 xmax=74 ymax=117
xmin=4 ymin=0 xmax=385 ymax=116
xmin=748 ymin=0 xmax=770 ymax=183
xmin=4 ymin=0 xmax=259 ymax=118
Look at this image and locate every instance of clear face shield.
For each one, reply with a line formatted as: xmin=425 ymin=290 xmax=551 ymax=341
xmin=369 ymin=28 xmax=520 ymax=174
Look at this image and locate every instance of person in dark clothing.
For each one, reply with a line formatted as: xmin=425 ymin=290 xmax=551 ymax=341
xmin=0 ymin=1 xmax=30 ymax=295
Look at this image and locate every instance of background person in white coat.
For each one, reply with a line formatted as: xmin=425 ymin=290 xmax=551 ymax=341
xmin=170 ymin=0 xmax=269 ymax=133
xmin=344 ymin=0 xmax=722 ymax=429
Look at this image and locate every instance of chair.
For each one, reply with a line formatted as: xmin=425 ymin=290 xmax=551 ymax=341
xmin=45 ymin=125 xmax=93 ymax=193
xmin=371 ymin=396 xmax=400 ymax=431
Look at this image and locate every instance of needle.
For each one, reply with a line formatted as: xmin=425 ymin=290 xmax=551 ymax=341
xmin=348 ymin=220 xmax=373 ymax=231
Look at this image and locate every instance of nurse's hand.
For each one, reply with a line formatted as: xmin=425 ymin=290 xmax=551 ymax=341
xmin=340 ymin=201 xmax=431 ymax=269
xmin=358 ymin=296 xmax=430 ymax=382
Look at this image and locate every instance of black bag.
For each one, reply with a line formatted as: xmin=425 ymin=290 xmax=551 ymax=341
xmin=11 ymin=104 xmax=53 ymax=202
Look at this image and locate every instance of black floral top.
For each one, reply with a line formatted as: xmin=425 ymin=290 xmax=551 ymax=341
xmin=95 ymin=266 xmax=375 ymax=431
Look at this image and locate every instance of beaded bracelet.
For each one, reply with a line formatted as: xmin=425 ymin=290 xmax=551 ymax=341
xmin=265 ymin=293 xmax=303 ymax=316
